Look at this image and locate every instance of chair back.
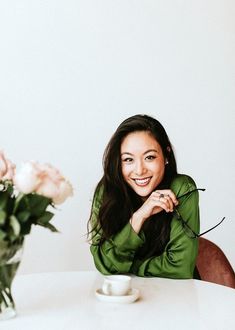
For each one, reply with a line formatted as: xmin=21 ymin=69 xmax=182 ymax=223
xmin=196 ymin=237 xmax=235 ymax=289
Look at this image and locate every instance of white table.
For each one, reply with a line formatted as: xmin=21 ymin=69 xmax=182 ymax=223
xmin=1 ymin=271 xmax=234 ymax=330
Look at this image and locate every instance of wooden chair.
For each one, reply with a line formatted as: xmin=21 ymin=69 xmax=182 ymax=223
xmin=196 ymin=237 xmax=235 ymax=289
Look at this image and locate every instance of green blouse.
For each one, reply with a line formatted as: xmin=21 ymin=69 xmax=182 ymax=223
xmin=90 ymin=174 xmax=200 ymax=279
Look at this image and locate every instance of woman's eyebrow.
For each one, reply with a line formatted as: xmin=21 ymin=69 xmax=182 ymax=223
xmin=121 ymin=149 xmax=159 ymax=156
xmin=120 ymin=152 xmax=133 ymax=156
xmin=143 ymin=149 xmax=159 ymax=155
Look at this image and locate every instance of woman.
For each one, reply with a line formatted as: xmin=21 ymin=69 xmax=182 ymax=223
xmin=88 ymin=114 xmax=200 ymax=279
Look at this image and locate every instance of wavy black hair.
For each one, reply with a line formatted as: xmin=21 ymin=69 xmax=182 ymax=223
xmin=88 ymin=114 xmax=178 ymax=258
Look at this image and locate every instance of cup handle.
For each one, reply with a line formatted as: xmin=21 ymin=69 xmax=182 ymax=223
xmin=102 ymin=282 xmax=111 ymax=295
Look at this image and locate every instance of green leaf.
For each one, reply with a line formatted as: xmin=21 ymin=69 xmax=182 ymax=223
xmin=17 ymin=210 xmax=31 ymax=223
xmin=13 ymin=192 xmax=26 ymax=213
xmin=0 ymin=210 xmax=7 ymax=225
xmin=36 ymin=211 xmax=54 ymax=225
xmin=37 ymin=222 xmax=59 ymax=233
xmin=27 ymin=194 xmax=51 ymax=216
xmin=0 ymin=229 xmax=7 ymax=240
xmin=5 ymin=182 xmax=14 ymax=195
xmin=0 ymin=191 xmax=9 ymax=210
xmin=19 ymin=222 xmax=32 ymax=236
xmin=9 ymin=215 xmax=21 ymax=236
xmin=0 ymin=190 xmax=15 ymax=214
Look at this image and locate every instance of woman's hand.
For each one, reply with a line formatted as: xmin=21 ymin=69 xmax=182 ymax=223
xmin=130 ymin=190 xmax=178 ymax=234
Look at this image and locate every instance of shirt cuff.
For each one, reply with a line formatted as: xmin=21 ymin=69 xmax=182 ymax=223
xmin=113 ymin=222 xmax=145 ymax=251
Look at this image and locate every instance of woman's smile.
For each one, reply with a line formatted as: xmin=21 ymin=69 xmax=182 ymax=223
xmin=132 ymin=177 xmax=152 ymax=187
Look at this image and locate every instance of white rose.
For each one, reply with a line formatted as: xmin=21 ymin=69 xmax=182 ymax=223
xmin=14 ymin=161 xmax=41 ymax=194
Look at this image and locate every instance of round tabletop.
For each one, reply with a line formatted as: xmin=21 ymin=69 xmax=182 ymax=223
xmin=1 ymin=271 xmax=234 ymax=330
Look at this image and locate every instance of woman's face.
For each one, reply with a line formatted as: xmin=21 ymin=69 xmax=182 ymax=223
xmin=121 ymin=131 xmax=166 ymax=199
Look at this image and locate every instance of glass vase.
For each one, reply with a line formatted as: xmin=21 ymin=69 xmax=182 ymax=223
xmin=0 ymin=239 xmax=24 ymax=321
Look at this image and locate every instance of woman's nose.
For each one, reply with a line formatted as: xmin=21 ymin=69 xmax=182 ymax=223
xmin=134 ymin=160 xmax=146 ymax=176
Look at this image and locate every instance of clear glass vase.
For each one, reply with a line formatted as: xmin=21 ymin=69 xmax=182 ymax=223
xmin=0 ymin=240 xmax=24 ymax=321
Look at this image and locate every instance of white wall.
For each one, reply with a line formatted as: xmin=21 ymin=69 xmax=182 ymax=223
xmin=0 ymin=0 xmax=234 ymax=273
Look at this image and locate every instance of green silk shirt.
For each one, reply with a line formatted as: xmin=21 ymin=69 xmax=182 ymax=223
xmin=90 ymin=174 xmax=200 ymax=279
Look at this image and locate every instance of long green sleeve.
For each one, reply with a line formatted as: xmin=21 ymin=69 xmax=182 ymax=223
xmin=90 ymin=174 xmax=200 ymax=279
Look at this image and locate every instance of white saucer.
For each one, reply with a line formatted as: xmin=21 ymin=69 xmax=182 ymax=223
xmin=95 ymin=288 xmax=140 ymax=303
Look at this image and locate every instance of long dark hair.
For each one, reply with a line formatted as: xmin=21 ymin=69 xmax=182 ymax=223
xmin=88 ymin=114 xmax=177 ymax=258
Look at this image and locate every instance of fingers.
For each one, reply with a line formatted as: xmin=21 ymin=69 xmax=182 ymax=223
xmin=136 ymin=189 xmax=179 ymax=220
xmin=148 ymin=194 xmax=172 ymax=213
xmin=152 ymin=190 xmax=179 ymax=212
xmin=161 ymin=195 xmax=174 ymax=212
xmin=155 ymin=190 xmax=178 ymax=204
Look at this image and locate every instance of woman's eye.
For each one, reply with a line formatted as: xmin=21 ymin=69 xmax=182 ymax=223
xmin=145 ymin=155 xmax=156 ymax=161
xmin=122 ymin=158 xmax=133 ymax=163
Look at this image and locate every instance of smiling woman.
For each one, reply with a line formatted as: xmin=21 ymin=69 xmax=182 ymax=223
xmin=87 ymin=114 xmax=200 ymax=279
xmin=121 ymin=131 xmax=166 ymax=199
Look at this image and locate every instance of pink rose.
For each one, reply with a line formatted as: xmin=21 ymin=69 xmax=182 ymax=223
xmin=14 ymin=161 xmax=73 ymax=204
xmin=36 ymin=163 xmax=73 ymax=204
xmin=0 ymin=150 xmax=16 ymax=181
xmin=51 ymin=180 xmax=74 ymax=204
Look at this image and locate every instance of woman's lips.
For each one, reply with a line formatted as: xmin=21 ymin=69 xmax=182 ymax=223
xmin=133 ymin=177 xmax=151 ymax=186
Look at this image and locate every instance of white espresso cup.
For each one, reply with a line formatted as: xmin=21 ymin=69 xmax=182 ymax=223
xmin=102 ymin=275 xmax=132 ymax=296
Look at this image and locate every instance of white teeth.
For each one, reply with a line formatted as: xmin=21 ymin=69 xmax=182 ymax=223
xmin=134 ymin=178 xmax=151 ymax=186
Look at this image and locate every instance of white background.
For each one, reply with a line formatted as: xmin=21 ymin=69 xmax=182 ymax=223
xmin=0 ymin=0 xmax=234 ymax=273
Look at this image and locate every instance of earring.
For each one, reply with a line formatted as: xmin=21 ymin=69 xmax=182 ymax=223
xmin=165 ymin=160 xmax=169 ymax=165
